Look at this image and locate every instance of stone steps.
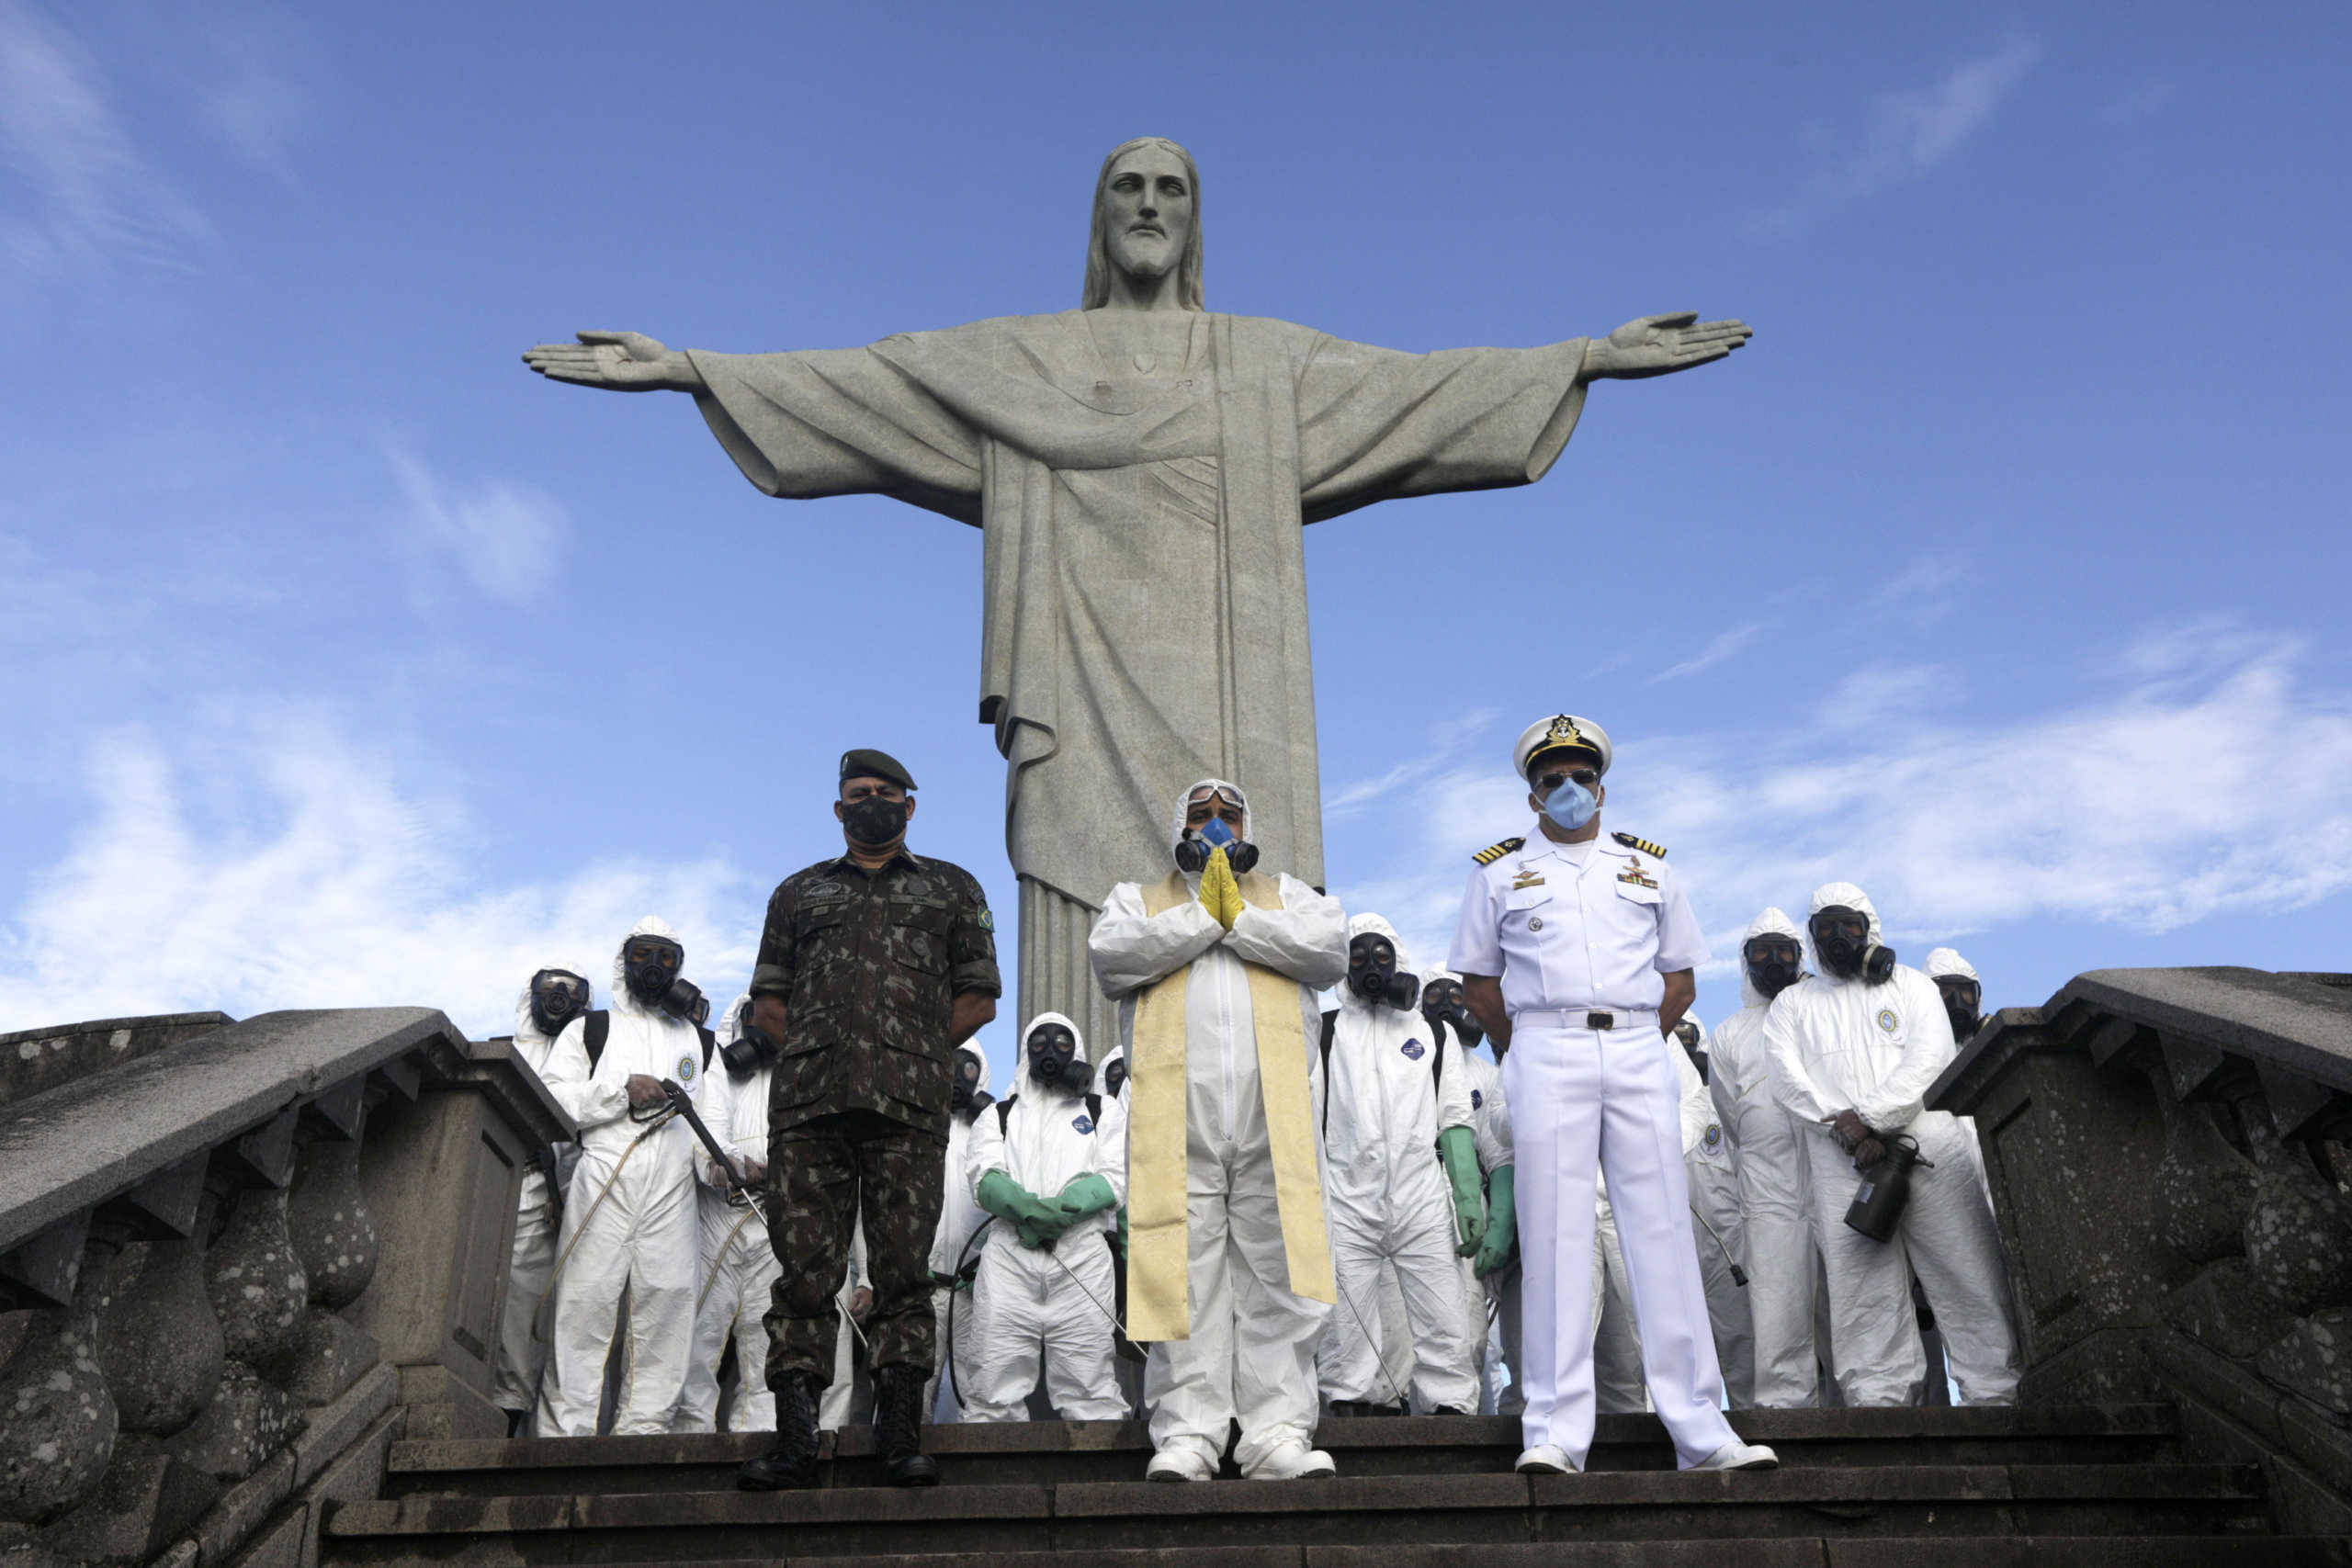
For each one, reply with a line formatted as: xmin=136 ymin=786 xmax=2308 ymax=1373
xmin=380 ymin=1406 xmax=2188 ymax=1496
xmin=403 ymin=1548 xmax=2343 ymax=1568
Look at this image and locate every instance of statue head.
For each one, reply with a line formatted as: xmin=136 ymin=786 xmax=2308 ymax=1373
xmin=1082 ymin=137 xmax=1204 ymax=311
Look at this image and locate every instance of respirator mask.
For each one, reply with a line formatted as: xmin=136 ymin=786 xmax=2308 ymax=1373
xmin=1102 ymin=1055 xmax=1128 ymax=1099
xmin=1025 ymin=1021 xmax=1093 ymax=1095
xmin=662 ymin=976 xmax=710 ymax=1027
xmin=1419 ymin=977 xmax=1483 ymax=1047
xmin=1743 ymin=936 xmax=1803 ymax=1000
xmin=622 ymin=937 xmax=684 ymax=1007
xmin=528 ymin=969 xmax=588 ymax=1038
xmin=720 ymin=999 xmax=779 ymax=1077
xmin=950 ymin=1047 xmax=988 ymax=1113
xmin=1173 ymin=811 xmax=1260 ymax=874
xmin=1346 ymin=933 xmax=1420 ymax=1010
xmin=1811 ymin=908 xmax=1895 ymax=986
xmin=1936 ymin=976 xmax=1984 ymax=1043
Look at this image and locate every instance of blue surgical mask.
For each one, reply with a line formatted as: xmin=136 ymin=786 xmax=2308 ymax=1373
xmin=1541 ymin=776 xmax=1598 ymax=832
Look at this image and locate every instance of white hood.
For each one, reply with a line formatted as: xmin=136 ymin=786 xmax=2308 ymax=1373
xmin=1924 ymin=947 xmax=1980 ymax=983
xmin=1169 ymin=776 xmax=1250 ymax=853
xmin=1020 ymin=1009 xmax=1090 ymax=1097
xmin=514 ymin=958 xmax=595 ymax=1048
xmin=609 ymin=915 xmax=683 ymax=1020
xmin=714 ymin=991 xmax=754 ymax=1048
xmin=1804 ymin=882 xmax=1883 ymax=976
xmin=1736 ymin=907 xmax=1806 ymax=1010
xmin=1340 ymin=910 xmax=1414 ymax=1014
xmin=956 ymin=1038 xmax=995 ymax=1102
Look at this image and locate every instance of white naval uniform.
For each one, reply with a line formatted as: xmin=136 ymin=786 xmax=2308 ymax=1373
xmin=1451 ymin=828 xmax=1737 ymax=1471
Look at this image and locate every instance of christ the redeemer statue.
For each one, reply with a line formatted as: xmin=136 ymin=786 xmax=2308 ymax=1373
xmin=525 ymin=137 xmax=1748 ymax=1049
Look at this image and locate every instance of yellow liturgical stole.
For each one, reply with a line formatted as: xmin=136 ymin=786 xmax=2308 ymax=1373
xmin=1125 ymin=870 xmax=1336 ymax=1343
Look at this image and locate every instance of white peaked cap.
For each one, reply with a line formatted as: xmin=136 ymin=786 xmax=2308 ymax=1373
xmin=1513 ymin=714 xmax=1613 ymax=782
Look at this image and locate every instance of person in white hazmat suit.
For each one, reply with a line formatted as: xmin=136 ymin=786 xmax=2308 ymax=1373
xmin=1762 ymin=884 xmax=2021 ymax=1406
xmin=492 ymin=961 xmax=593 ymax=1433
xmin=534 ymin=918 xmax=707 ymax=1436
xmin=926 ymin=1043 xmax=994 ymax=1422
xmin=1317 ymin=915 xmax=1486 ymax=1416
xmin=671 ymin=996 xmax=778 ymax=1434
xmin=1089 ymin=778 xmax=1348 ymax=1482
xmin=962 ymin=1012 xmax=1130 ymax=1421
xmin=1673 ymin=1016 xmax=1755 ymax=1407
xmin=1705 ymin=909 xmax=1830 ymax=1406
xmin=1924 ymin=948 xmax=1987 ymax=1050
xmin=1092 ymin=1043 xmax=1148 ymax=1418
xmin=820 ymin=1217 xmax=871 ymax=1431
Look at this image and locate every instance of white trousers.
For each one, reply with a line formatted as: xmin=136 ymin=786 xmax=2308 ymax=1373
xmin=1145 ymin=1129 xmax=1332 ymax=1472
xmin=1806 ymin=1111 xmax=2021 ymax=1407
xmin=964 ymin=1235 xmax=1128 ymax=1422
xmin=1738 ymin=1102 xmax=1825 ymax=1407
xmin=1590 ymin=1201 xmax=1649 ymax=1415
xmin=1505 ymin=1015 xmax=1737 ymax=1470
xmin=538 ymin=1149 xmax=697 ymax=1437
xmin=1318 ymin=1191 xmax=1481 ymax=1412
xmin=492 ymin=1188 xmax=557 ymax=1416
xmin=671 ymin=1200 xmax=777 ymax=1434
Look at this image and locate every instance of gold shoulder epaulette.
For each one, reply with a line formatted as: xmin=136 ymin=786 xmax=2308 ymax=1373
xmin=1473 ymin=837 xmax=1525 ymax=866
xmin=1612 ymin=831 xmax=1668 ymax=858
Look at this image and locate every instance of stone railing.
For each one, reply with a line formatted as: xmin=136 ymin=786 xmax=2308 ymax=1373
xmin=1930 ymin=964 xmax=2352 ymax=1536
xmin=0 ymin=1009 xmax=570 ymax=1568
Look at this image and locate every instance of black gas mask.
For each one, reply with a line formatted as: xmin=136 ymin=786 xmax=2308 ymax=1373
xmin=1025 ymin=1021 xmax=1093 ymax=1095
xmin=528 ymin=968 xmax=589 ymax=1038
xmin=1102 ymin=1055 xmax=1127 ymax=1099
xmin=841 ymin=792 xmax=910 ymax=848
xmin=1743 ymin=935 xmax=1803 ymax=1000
xmin=1936 ymin=976 xmax=1984 ymax=1043
xmin=1419 ymin=977 xmax=1483 ymax=1047
xmin=720 ymin=999 xmax=779 ymax=1077
xmin=1674 ymin=1020 xmax=1708 ymax=1084
xmin=1347 ymin=933 xmax=1420 ymax=1010
xmin=1810 ymin=908 xmax=1895 ymax=986
xmin=662 ymin=976 xmax=710 ymax=1027
xmin=622 ymin=936 xmax=684 ymax=1007
xmin=950 ymin=1047 xmax=989 ymax=1114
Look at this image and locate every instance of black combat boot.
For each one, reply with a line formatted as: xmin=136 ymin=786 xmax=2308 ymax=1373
xmin=873 ymin=1364 xmax=940 ymax=1486
xmin=737 ymin=1371 xmax=822 ymax=1491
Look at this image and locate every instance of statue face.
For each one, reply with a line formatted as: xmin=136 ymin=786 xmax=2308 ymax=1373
xmin=1101 ymin=144 xmax=1193 ymax=285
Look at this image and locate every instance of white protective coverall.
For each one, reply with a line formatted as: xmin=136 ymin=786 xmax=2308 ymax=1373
xmin=1317 ymin=915 xmax=1482 ymax=1414
xmin=927 ymin=1049 xmax=993 ymax=1422
xmin=820 ymin=1216 xmax=869 ymax=1431
xmin=962 ymin=1012 xmax=1132 ymax=1421
xmin=491 ymin=961 xmax=590 ymax=1423
xmin=1706 ymin=908 xmax=1827 ymax=1406
xmin=672 ymin=995 xmax=777 ymax=1434
xmin=1762 ymin=884 xmax=2021 ymax=1406
xmin=1088 ymin=779 xmax=1347 ymax=1477
xmin=534 ymin=919 xmax=706 ymax=1436
xmin=1677 ymin=1016 xmax=1755 ymax=1407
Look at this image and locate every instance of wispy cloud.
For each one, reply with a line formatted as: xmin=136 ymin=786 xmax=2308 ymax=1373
xmin=1654 ymin=620 xmax=1771 ymax=682
xmin=0 ymin=0 xmax=213 ymax=299
xmin=1326 ymin=709 xmax=1497 ymax=816
xmin=0 ymin=721 xmax=759 ymax=1038
xmin=387 ymin=448 xmax=570 ymax=607
xmin=1753 ymin=36 xmax=2043 ymax=236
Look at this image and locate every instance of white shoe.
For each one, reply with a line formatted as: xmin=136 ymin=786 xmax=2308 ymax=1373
xmin=1245 ymin=1443 xmax=1337 ymax=1480
xmin=1690 ymin=1439 xmax=1778 ymax=1472
xmin=1146 ymin=1447 xmax=1216 ymax=1483
xmin=1514 ymin=1444 xmax=1577 ymax=1475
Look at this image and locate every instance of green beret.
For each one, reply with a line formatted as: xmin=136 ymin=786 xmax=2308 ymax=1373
xmin=839 ymin=748 xmax=916 ymax=791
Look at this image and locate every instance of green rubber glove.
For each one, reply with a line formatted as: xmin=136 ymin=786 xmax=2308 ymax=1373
xmin=977 ymin=1169 xmax=1067 ymax=1248
xmin=1437 ymin=1126 xmax=1487 ymax=1257
xmin=1057 ymin=1172 xmax=1118 ymax=1221
xmin=1475 ymin=1165 xmax=1517 ymax=1278
xmin=1115 ymin=1206 xmax=1128 ymax=1258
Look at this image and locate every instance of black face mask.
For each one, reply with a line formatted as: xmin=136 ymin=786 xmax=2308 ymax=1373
xmin=842 ymin=795 xmax=910 ymax=847
xmin=528 ymin=969 xmax=588 ymax=1037
xmin=1419 ymin=979 xmax=1483 ymax=1047
xmin=1026 ymin=1023 xmax=1094 ymax=1094
xmin=623 ymin=939 xmax=684 ymax=1006
xmin=1103 ymin=1055 xmax=1128 ymax=1099
xmin=1743 ymin=939 xmax=1803 ymax=1000
xmin=950 ymin=1048 xmax=985 ymax=1112
xmin=1810 ymin=908 xmax=1894 ymax=985
xmin=1937 ymin=978 xmax=1983 ymax=1043
xmin=1347 ymin=935 xmax=1420 ymax=1010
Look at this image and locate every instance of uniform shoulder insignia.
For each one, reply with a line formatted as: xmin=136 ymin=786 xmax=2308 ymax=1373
xmin=1472 ymin=837 xmax=1525 ymax=866
xmin=1611 ymin=831 xmax=1668 ymax=859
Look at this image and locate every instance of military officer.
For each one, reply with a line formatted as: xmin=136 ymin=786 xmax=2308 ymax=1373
xmin=1450 ymin=714 xmax=1776 ymax=1477
xmin=737 ymin=749 xmax=1001 ymax=1491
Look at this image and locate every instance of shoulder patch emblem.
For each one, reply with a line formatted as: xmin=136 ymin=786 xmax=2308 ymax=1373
xmin=1401 ymin=1039 xmax=1426 ymax=1061
xmin=1471 ymin=1088 xmax=1484 ymax=1110
xmin=1876 ymin=1008 xmax=1899 ymax=1034
xmin=1611 ymin=831 xmax=1668 ymax=859
xmin=1072 ymin=1114 xmax=1094 ymax=1134
xmin=1474 ymin=837 xmax=1525 ymax=866
xmin=675 ymin=1054 xmax=698 ymax=1084
xmin=977 ymin=905 xmax=994 ymax=931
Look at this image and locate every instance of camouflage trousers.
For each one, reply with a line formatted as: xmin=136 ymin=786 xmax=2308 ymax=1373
xmin=763 ymin=1109 xmax=945 ymax=1388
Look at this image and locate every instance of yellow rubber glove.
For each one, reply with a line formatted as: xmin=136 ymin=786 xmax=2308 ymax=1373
xmin=1199 ymin=845 xmax=1242 ymax=931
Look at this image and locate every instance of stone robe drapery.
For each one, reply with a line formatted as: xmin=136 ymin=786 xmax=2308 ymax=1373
xmin=687 ymin=311 xmax=1589 ymax=1043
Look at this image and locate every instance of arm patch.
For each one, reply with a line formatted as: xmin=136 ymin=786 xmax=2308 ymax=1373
xmin=1611 ymin=831 xmax=1668 ymax=859
xmin=1472 ymin=837 xmax=1525 ymax=866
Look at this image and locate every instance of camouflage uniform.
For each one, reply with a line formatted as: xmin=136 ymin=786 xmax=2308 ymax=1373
xmin=755 ymin=849 xmax=1000 ymax=1384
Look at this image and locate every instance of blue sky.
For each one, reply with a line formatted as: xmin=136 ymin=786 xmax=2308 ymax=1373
xmin=5 ymin=1 xmax=2348 ymax=1087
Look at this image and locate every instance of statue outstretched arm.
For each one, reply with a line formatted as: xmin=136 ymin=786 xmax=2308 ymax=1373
xmin=522 ymin=330 xmax=705 ymax=392
xmin=1581 ymin=312 xmax=1752 ymax=382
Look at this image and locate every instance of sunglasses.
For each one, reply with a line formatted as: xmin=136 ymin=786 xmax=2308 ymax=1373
xmin=1534 ymin=767 xmax=1600 ymax=795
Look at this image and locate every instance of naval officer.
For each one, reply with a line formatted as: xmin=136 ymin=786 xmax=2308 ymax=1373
xmin=1450 ymin=715 xmax=1776 ymax=1476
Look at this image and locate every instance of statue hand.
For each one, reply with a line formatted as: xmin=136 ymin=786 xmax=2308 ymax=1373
xmin=521 ymin=330 xmax=694 ymax=391
xmin=1587 ymin=312 xmax=1752 ymax=381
